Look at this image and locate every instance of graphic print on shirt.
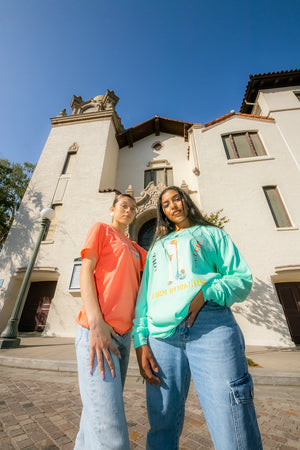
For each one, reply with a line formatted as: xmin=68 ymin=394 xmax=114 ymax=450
xmin=119 ymin=237 xmax=139 ymax=259
xmin=192 ymin=240 xmax=202 ymax=268
xmin=167 ymin=240 xmax=186 ymax=285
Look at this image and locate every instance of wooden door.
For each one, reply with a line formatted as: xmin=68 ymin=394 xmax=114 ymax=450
xmin=19 ymin=281 xmax=57 ymax=332
xmin=275 ymin=282 xmax=300 ymax=344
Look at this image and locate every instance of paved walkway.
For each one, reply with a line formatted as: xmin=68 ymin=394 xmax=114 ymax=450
xmin=0 ymin=334 xmax=299 ymax=449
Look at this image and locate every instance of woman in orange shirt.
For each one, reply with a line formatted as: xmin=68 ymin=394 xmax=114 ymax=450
xmin=75 ymin=193 xmax=147 ymax=450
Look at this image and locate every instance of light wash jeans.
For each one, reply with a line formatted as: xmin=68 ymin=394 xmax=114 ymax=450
xmin=74 ymin=325 xmax=131 ymax=450
xmin=146 ymin=301 xmax=262 ymax=450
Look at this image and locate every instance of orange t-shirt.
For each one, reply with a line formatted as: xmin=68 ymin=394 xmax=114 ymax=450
xmin=76 ymin=222 xmax=147 ymax=334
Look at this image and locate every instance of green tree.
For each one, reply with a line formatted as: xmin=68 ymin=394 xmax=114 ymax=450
xmin=203 ymin=209 xmax=229 ymax=229
xmin=0 ymin=159 xmax=35 ymax=248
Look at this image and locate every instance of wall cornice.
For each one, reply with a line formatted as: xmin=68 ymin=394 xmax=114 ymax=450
xmin=50 ymin=110 xmax=124 ymax=133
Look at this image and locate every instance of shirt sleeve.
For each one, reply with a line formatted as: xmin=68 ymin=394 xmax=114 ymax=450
xmin=80 ymin=222 xmax=104 ymax=260
xmin=201 ymin=231 xmax=253 ymax=308
xmin=132 ymin=254 xmax=150 ymax=348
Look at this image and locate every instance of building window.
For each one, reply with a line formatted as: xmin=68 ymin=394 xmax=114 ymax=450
xmin=62 ymin=152 xmax=76 ymax=175
xmin=152 ymin=142 xmax=163 ymax=151
xmin=222 ymin=132 xmax=266 ymax=159
xmin=69 ymin=258 xmax=82 ymax=291
xmin=263 ymin=186 xmax=292 ymax=228
xmin=144 ymin=168 xmax=173 ymax=188
xmin=44 ymin=204 xmax=62 ymax=240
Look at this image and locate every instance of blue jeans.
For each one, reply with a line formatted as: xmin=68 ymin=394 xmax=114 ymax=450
xmin=146 ymin=301 xmax=262 ymax=450
xmin=74 ymin=325 xmax=131 ymax=450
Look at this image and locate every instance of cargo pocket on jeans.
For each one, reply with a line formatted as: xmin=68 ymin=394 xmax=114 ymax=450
xmin=229 ymin=372 xmax=254 ymax=405
xmin=229 ymin=373 xmax=262 ymax=449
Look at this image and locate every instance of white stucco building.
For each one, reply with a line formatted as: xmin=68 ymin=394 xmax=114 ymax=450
xmin=1 ymin=70 xmax=300 ymax=346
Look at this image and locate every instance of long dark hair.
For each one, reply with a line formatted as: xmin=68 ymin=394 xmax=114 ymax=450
xmin=154 ymin=186 xmax=213 ymax=242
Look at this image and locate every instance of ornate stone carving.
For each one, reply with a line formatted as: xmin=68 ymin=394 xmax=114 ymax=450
xmin=68 ymin=142 xmax=79 ymax=153
xmin=70 ymin=95 xmax=84 ymax=115
xmin=103 ymin=90 xmax=119 ymax=110
xmin=129 ymin=182 xmax=164 ymax=241
xmin=70 ymin=90 xmax=120 ymax=115
xmin=135 ymin=182 xmax=165 ymax=215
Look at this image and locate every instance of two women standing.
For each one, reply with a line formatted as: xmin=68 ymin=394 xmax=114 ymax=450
xmin=75 ymin=187 xmax=262 ymax=449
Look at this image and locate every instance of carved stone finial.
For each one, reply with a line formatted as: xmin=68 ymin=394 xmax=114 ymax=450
xmin=58 ymin=108 xmax=67 ymax=117
xmin=70 ymin=95 xmax=84 ymax=114
xmin=125 ymin=185 xmax=134 ymax=197
xmin=103 ymin=90 xmax=119 ymax=111
xmin=70 ymin=91 xmax=119 ymax=115
xmin=180 ymin=180 xmax=197 ymax=195
xmin=180 ymin=180 xmax=189 ymax=192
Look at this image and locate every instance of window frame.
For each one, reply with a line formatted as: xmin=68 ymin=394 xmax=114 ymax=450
xmin=263 ymin=186 xmax=292 ymax=228
xmin=222 ymin=131 xmax=266 ymax=160
xmin=69 ymin=258 xmax=82 ymax=292
xmin=144 ymin=167 xmax=173 ymax=188
xmin=61 ymin=151 xmax=77 ymax=175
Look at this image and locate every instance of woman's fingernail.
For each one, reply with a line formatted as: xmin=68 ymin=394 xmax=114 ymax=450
xmin=113 ymin=372 xmax=116 ymax=379
xmin=90 ymin=370 xmax=93 ymax=376
xmin=102 ymin=375 xmax=105 ymax=381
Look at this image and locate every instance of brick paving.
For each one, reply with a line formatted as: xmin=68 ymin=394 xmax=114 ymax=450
xmin=0 ymin=366 xmax=299 ymax=449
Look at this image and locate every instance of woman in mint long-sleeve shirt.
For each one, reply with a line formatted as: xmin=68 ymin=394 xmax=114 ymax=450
xmin=132 ymin=186 xmax=262 ymax=450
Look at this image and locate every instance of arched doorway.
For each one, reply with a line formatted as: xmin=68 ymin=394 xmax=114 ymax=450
xmin=138 ymin=218 xmax=157 ymax=250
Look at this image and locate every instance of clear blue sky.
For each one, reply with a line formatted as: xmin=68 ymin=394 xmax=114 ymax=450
xmin=0 ymin=0 xmax=299 ymax=164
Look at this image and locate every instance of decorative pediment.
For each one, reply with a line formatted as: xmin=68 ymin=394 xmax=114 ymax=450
xmin=127 ymin=182 xmax=165 ymax=241
xmin=135 ymin=182 xmax=165 ymax=214
xmin=68 ymin=142 xmax=79 ymax=153
xmin=127 ymin=182 xmax=196 ymax=242
xmin=70 ymin=90 xmax=119 ymax=115
xmin=146 ymin=159 xmax=170 ymax=168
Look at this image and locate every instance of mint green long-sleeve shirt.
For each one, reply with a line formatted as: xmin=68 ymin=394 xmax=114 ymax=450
xmin=132 ymin=225 xmax=252 ymax=348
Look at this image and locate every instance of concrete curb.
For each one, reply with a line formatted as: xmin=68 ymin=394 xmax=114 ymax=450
xmin=249 ymin=368 xmax=300 ymax=386
xmin=1 ymin=355 xmax=299 ymax=386
xmin=0 ymin=356 xmax=77 ymax=372
xmin=0 ymin=356 xmax=140 ymax=377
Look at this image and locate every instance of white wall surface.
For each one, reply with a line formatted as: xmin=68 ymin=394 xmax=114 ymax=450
xmin=115 ymin=133 xmax=199 ymax=202
xmin=258 ymin=87 xmax=300 ymax=169
xmin=192 ymin=115 xmax=300 ymax=346
xmin=0 ymin=116 xmax=117 ymax=336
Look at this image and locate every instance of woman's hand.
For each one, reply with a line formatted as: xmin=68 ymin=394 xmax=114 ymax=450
xmin=186 ymin=290 xmax=206 ymax=328
xmin=80 ymin=253 xmax=121 ymax=380
xmin=135 ymin=345 xmax=161 ymax=385
xmin=89 ymin=320 xmax=121 ymax=380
